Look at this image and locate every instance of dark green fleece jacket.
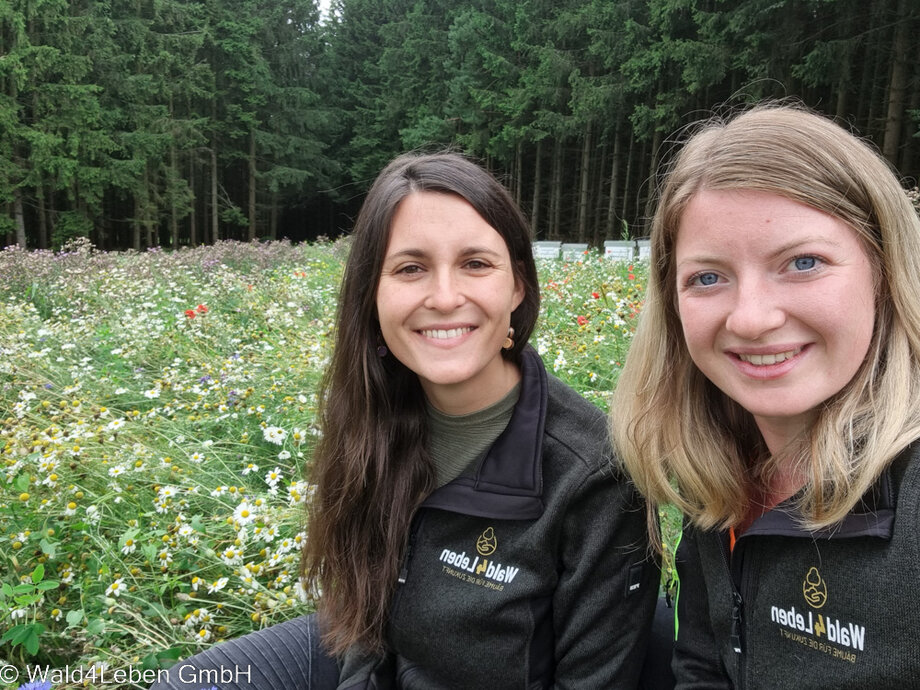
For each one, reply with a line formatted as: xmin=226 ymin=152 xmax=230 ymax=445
xmin=673 ymin=442 xmax=920 ymax=689
xmin=338 ymin=346 xmax=659 ymax=689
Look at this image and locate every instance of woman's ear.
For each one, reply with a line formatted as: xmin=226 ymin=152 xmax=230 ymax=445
xmin=512 ymin=262 xmax=526 ymax=311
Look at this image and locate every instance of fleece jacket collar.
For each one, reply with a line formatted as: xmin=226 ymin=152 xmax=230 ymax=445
xmin=419 ymin=345 xmax=547 ymax=521
xmin=736 ymin=449 xmax=907 ymax=547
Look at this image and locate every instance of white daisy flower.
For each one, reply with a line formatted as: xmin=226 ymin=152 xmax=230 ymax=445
xmin=106 ymin=578 xmax=125 ymax=597
xmin=233 ymin=501 xmax=257 ymax=525
xmin=262 ymin=426 xmax=287 ymax=445
xmin=207 ymin=577 xmax=229 ymax=594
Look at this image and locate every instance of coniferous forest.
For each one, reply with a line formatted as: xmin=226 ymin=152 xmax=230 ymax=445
xmin=2 ymin=0 xmax=919 ymax=250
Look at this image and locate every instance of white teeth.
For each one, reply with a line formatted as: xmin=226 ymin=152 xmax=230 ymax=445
xmin=738 ymin=348 xmax=802 ymax=365
xmin=421 ymin=327 xmax=473 ymax=340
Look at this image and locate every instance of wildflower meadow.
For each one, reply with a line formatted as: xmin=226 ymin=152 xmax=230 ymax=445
xmin=0 ymin=238 xmax=651 ymax=689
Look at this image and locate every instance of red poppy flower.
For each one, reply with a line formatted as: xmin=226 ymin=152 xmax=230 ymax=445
xmin=591 ymin=292 xmax=600 ymax=299
xmin=196 ymin=304 xmax=209 ymax=313
xmin=577 ymin=316 xmax=588 ymax=326
xmin=185 ymin=309 xmax=196 ymax=319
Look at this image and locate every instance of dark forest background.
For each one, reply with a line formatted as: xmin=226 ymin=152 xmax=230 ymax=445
xmin=2 ymin=0 xmax=918 ymax=250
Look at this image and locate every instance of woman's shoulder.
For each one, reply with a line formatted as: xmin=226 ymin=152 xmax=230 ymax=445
xmin=892 ymin=440 xmax=920 ymax=508
xmin=544 ymin=373 xmax=605 ymax=416
xmin=542 ymin=374 xmax=613 ymax=472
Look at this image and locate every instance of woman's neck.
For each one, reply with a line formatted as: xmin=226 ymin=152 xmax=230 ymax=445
xmin=423 ymin=358 xmax=522 ymax=415
xmin=738 ymin=463 xmax=805 ymax=534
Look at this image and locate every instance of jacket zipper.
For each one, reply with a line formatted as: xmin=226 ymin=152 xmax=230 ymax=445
xmin=398 ymin=533 xmax=415 ymax=584
xmin=398 ymin=512 xmax=424 ymax=585
xmin=719 ymin=534 xmax=746 ymax=686
xmin=389 ymin=513 xmax=423 ymax=633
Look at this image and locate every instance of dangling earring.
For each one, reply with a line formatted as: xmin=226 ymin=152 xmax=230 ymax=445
xmin=376 ymin=333 xmax=388 ymax=358
xmin=502 ymin=326 xmax=515 ymax=350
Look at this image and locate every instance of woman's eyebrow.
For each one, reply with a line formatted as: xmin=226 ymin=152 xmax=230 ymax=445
xmin=384 ymin=246 xmax=502 ymax=260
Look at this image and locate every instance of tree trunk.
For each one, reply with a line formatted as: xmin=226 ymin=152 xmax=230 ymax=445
xmin=13 ymin=187 xmax=27 ymax=248
xmin=882 ymin=0 xmax=911 ymax=166
xmin=835 ymin=73 xmax=849 ymax=121
xmin=248 ymin=128 xmax=257 ymax=241
xmin=550 ymin=138 xmax=563 ymax=240
xmin=47 ymin=190 xmax=56 ymax=248
xmin=833 ymin=7 xmax=854 ymax=121
xmin=270 ymin=190 xmax=278 ymax=240
xmin=592 ymin=141 xmax=607 ymax=247
xmin=37 ymin=186 xmax=48 ymax=249
xmin=530 ymin=139 xmax=542 ymax=238
xmin=606 ymin=121 xmax=622 ymax=240
xmin=9 ymin=71 xmax=26 ymax=248
xmin=854 ymin=32 xmax=873 ymax=128
xmin=170 ymin=143 xmax=179 ymax=249
xmin=621 ymin=135 xmax=634 ymax=232
xmin=132 ymin=192 xmax=141 ymax=251
xmin=576 ymin=121 xmax=592 ymax=243
xmin=144 ymin=165 xmax=155 ymax=248
xmin=899 ymin=67 xmax=920 ymax=177
xmin=211 ymin=140 xmax=219 ymax=244
xmin=189 ymin=157 xmax=197 ymax=247
xmin=648 ymin=126 xmax=662 ymax=213
xmin=133 ymin=174 xmax=143 ymax=251
xmin=514 ymin=141 xmax=523 ymax=206
xmin=865 ymin=6 xmax=891 ymax=139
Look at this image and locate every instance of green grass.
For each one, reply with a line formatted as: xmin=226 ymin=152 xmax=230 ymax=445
xmin=0 ymin=239 xmax=664 ymax=688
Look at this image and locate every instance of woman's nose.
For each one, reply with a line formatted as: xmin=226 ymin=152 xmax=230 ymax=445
xmin=724 ymin=283 xmax=785 ymax=340
xmin=424 ymin=270 xmax=466 ymax=312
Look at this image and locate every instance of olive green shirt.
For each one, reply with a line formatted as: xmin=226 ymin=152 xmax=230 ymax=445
xmin=426 ymin=383 xmax=521 ymax=487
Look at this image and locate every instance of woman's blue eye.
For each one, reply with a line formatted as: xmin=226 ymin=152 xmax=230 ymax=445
xmin=793 ymin=256 xmax=817 ymax=271
xmin=697 ymin=272 xmax=718 ymax=286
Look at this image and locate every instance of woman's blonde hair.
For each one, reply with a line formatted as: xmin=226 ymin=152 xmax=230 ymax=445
xmin=611 ymin=103 xmax=920 ymax=536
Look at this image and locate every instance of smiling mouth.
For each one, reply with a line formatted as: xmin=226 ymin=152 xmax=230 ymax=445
xmin=736 ymin=347 xmax=803 ymax=366
xmin=420 ymin=327 xmax=474 ymax=339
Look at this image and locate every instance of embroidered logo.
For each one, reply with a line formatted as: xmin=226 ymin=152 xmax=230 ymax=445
xmin=803 ymin=566 xmax=827 ymax=609
xmin=768 ymin=565 xmax=866 ymax=662
xmin=476 ymin=527 xmax=497 ymax=556
xmin=438 ymin=528 xmax=521 ymax=591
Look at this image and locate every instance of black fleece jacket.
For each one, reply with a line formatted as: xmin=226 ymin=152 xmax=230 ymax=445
xmin=339 ymin=346 xmax=659 ymax=689
xmin=673 ymin=442 xmax=920 ymax=689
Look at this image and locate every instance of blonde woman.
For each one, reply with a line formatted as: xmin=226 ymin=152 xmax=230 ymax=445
xmin=611 ymin=105 xmax=920 ymax=688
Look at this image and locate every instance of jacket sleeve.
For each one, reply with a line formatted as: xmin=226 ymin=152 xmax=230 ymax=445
xmin=672 ymin=527 xmax=733 ymax=690
xmin=552 ymin=464 xmax=659 ymax=689
xmin=336 ymin=647 xmax=394 ymax=690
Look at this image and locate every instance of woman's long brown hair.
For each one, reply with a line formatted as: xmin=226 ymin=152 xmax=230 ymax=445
xmin=302 ymin=152 xmax=540 ymax=656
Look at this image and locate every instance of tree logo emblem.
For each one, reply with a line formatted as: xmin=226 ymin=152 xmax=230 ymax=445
xmin=476 ymin=527 xmax=497 ymax=556
xmin=802 ymin=566 xmax=828 ymax=609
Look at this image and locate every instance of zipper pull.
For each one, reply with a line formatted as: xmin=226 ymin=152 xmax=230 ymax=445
xmin=398 ymin=534 xmax=415 ymax=584
xmin=664 ymin=578 xmax=676 ymax=608
xmin=730 ymin=590 xmax=743 ymax=653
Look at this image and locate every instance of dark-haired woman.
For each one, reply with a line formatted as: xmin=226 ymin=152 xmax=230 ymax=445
xmin=152 ymin=152 xmax=657 ymax=690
